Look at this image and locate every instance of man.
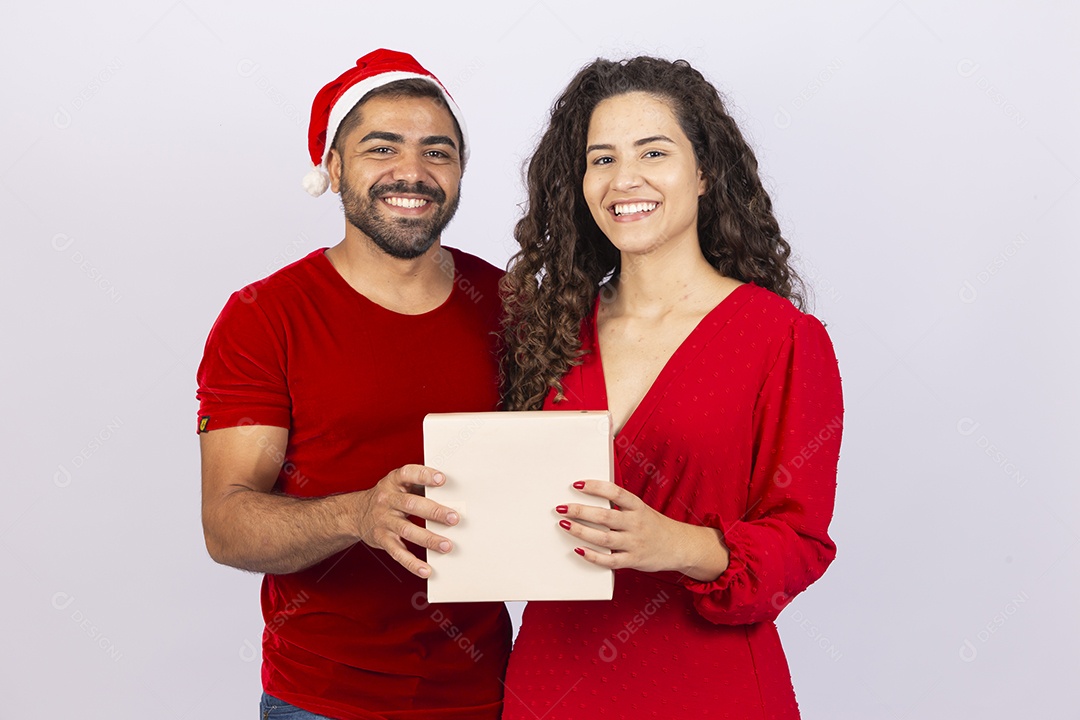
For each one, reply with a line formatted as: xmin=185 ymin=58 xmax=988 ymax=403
xmin=197 ymin=49 xmax=511 ymax=719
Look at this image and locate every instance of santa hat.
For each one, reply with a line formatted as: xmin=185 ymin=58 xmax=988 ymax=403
xmin=302 ymin=49 xmax=468 ymax=197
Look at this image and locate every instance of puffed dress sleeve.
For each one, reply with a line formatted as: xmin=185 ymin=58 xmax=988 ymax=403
xmin=682 ymin=313 xmax=844 ymax=625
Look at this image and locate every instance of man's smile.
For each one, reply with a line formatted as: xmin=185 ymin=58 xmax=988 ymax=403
xmin=382 ymin=196 xmax=431 ymax=209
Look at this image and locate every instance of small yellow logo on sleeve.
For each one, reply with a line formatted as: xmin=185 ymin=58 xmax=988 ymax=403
xmin=198 ymin=416 xmax=210 ymax=433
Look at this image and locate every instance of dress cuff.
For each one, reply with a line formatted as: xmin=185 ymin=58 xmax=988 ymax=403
xmin=679 ymin=512 xmax=751 ymax=596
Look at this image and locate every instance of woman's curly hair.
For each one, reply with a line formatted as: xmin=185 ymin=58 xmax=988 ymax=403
xmin=500 ymin=56 xmax=803 ymax=410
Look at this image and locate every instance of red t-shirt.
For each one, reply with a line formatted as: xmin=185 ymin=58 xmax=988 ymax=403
xmin=197 ymin=247 xmax=512 ymax=720
xmin=503 ymin=283 xmax=843 ymax=719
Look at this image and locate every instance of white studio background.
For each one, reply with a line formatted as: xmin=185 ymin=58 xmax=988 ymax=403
xmin=2 ymin=1 xmax=1076 ymax=717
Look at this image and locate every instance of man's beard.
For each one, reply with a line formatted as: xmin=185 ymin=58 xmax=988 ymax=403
xmin=340 ymin=174 xmax=460 ymax=260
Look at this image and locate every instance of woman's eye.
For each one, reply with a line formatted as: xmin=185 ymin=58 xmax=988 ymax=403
xmin=644 ymin=150 xmax=665 ymax=159
xmin=591 ymin=156 xmax=614 ymax=166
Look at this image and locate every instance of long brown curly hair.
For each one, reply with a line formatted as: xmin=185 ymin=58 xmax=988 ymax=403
xmin=500 ymin=56 xmax=803 ymax=411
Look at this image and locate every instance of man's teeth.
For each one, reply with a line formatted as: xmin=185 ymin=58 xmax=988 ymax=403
xmin=383 ymin=197 xmax=428 ymax=208
xmin=613 ymin=202 xmax=658 ymax=216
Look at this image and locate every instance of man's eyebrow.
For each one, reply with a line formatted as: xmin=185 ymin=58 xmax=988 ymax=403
xmin=421 ymin=135 xmax=457 ymax=149
xmin=357 ymin=131 xmax=457 ymax=150
xmin=359 ymin=131 xmax=404 ymax=144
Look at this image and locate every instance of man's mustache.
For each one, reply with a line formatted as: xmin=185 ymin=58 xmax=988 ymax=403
xmin=370 ymin=181 xmax=446 ymax=204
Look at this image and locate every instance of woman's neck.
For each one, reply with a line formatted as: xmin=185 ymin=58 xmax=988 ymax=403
xmin=607 ymin=238 xmax=731 ymax=320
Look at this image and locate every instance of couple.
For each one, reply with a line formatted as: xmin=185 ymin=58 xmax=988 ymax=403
xmin=197 ymin=49 xmax=843 ymax=720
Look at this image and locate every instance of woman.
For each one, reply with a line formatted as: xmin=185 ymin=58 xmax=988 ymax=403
xmin=499 ymin=57 xmax=843 ymax=719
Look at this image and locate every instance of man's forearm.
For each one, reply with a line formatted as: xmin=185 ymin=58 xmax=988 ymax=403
xmin=204 ymin=488 xmax=361 ymax=574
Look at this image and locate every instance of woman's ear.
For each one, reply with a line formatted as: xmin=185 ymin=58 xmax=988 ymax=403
xmin=697 ymin=168 xmax=707 ymax=196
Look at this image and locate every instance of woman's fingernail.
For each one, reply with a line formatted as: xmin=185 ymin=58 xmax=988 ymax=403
xmin=573 ymin=481 xmax=586 ymax=490
xmin=574 ymin=547 xmax=586 ymax=556
xmin=446 ymin=512 xmax=459 ymax=524
xmin=438 ymin=541 xmax=451 ymax=553
xmin=559 ymin=519 xmax=571 ymax=530
xmin=555 ymin=505 xmax=568 ymax=514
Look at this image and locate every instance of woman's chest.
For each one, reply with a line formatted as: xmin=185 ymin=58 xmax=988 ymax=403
xmin=597 ymin=313 xmax=703 ymax=433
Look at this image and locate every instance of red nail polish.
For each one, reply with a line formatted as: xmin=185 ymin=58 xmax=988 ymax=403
xmin=573 ymin=481 xmax=586 ymax=489
xmin=574 ymin=547 xmax=586 ymax=556
xmin=559 ymin=519 xmax=571 ymax=530
xmin=555 ymin=505 xmax=568 ymax=514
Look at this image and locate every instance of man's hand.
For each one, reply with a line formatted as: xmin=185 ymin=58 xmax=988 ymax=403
xmin=351 ymin=464 xmax=460 ymax=578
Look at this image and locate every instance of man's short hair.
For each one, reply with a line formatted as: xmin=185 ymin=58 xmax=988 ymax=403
xmin=330 ymin=78 xmax=466 ymax=163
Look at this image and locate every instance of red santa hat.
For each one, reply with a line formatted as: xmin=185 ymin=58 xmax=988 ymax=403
xmin=302 ymin=49 xmax=468 ymax=197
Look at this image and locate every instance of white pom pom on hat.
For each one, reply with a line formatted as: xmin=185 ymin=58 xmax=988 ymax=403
xmin=302 ymin=49 xmax=469 ymax=197
xmin=301 ymin=166 xmax=330 ymax=196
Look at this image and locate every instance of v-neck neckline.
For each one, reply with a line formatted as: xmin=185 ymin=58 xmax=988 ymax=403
xmin=588 ymin=282 xmax=756 ymax=443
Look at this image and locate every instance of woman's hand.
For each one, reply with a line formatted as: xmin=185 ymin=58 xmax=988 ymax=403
xmin=558 ymin=480 xmax=731 ymax=582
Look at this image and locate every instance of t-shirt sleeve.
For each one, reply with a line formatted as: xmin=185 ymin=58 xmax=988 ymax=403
xmin=195 ymin=290 xmax=291 ymax=433
xmin=681 ymin=313 xmax=843 ymax=625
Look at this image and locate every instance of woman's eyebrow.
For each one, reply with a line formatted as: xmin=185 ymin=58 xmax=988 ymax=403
xmin=585 ymin=135 xmax=676 ymax=154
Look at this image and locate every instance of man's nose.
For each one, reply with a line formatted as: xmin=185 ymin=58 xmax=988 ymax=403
xmin=391 ymin=150 xmax=426 ymax=183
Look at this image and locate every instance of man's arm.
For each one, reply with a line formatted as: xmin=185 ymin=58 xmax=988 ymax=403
xmin=200 ymin=424 xmax=459 ymax=577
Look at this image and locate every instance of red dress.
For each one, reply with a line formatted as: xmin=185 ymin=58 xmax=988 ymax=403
xmin=502 ymin=283 xmax=843 ymax=719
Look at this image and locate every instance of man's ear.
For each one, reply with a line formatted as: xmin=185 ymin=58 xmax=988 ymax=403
xmin=327 ymin=148 xmax=342 ymax=194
